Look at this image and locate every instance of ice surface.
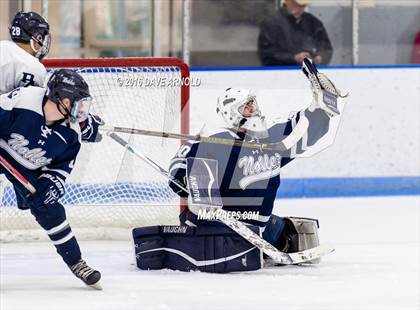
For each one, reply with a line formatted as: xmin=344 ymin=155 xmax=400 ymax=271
xmin=1 ymin=196 xmax=419 ymax=310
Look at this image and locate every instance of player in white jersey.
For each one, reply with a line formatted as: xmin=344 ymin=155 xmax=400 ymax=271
xmin=0 ymin=11 xmax=104 ymax=142
xmin=0 ymin=11 xmax=50 ymax=94
xmin=0 ymin=11 xmax=50 ymax=195
xmin=0 ymin=11 xmax=101 ymax=203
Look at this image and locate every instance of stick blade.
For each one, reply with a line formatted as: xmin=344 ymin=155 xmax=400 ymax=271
xmin=288 ymin=244 xmax=335 ymax=264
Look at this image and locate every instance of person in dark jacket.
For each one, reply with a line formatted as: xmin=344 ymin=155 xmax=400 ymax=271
xmin=258 ymin=0 xmax=333 ymax=66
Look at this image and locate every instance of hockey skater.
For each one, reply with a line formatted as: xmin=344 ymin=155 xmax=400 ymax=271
xmin=133 ymin=58 xmax=347 ymax=273
xmin=0 ymin=69 xmax=102 ymax=288
xmin=0 ymin=11 xmax=50 ymax=93
xmin=0 ymin=11 xmax=103 ymax=143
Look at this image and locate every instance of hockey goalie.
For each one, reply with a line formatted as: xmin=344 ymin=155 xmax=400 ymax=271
xmin=132 ymin=58 xmax=348 ymax=273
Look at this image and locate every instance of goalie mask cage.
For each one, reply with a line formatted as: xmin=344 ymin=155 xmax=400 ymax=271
xmin=0 ymin=57 xmax=189 ymax=241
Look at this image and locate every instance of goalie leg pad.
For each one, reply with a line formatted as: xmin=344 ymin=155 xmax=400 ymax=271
xmin=133 ymin=225 xmax=263 ymax=273
xmin=263 ymin=215 xmax=321 ymax=263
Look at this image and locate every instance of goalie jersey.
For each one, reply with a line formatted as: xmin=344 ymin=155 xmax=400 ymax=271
xmin=0 ymin=86 xmax=81 ymax=207
xmin=169 ymin=108 xmax=332 ymax=227
xmin=0 ymin=40 xmax=47 ymax=94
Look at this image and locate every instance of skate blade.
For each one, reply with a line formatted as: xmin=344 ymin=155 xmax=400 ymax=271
xmin=88 ymin=281 xmax=103 ymax=290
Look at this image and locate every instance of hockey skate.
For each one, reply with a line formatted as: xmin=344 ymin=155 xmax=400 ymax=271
xmin=69 ymin=259 xmax=102 ymax=290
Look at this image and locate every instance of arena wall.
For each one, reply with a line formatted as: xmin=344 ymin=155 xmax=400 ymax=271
xmin=190 ymin=66 xmax=420 ymax=197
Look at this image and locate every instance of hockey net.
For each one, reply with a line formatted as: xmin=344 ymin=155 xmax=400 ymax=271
xmin=0 ymin=57 xmax=189 ymax=241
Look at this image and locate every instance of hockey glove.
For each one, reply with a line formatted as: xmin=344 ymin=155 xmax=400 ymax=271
xmin=302 ymin=58 xmax=348 ymax=117
xmin=26 ymin=174 xmax=65 ymax=211
xmin=80 ymin=114 xmax=104 ymax=143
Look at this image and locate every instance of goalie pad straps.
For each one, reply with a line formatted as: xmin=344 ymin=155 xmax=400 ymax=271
xmin=133 ymin=225 xmax=263 ymax=273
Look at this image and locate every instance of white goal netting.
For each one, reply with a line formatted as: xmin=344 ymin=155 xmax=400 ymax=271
xmin=0 ymin=58 xmax=189 ymax=241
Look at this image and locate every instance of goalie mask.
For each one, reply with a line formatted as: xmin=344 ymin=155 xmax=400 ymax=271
xmin=46 ymin=69 xmax=92 ymax=123
xmin=216 ymin=88 xmax=268 ymax=139
xmin=9 ymin=11 xmax=51 ymax=60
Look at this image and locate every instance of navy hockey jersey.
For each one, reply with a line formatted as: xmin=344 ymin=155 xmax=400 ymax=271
xmin=0 ymin=86 xmax=81 ymax=205
xmin=169 ymin=108 xmax=331 ymax=227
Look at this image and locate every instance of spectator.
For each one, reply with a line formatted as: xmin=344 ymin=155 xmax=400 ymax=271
xmin=258 ymin=0 xmax=333 ymax=66
xmin=410 ymin=30 xmax=420 ymax=64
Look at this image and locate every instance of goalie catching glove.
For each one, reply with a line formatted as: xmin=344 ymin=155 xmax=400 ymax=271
xmin=302 ymin=58 xmax=348 ymax=118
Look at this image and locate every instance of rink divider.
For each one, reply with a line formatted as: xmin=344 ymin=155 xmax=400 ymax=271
xmin=190 ymin=64 xmax=420 ymax=71
xmin=1 ymin=176 xmax=419 ymax=208
xmin=277 ymin=176 xmax=420 ymax=198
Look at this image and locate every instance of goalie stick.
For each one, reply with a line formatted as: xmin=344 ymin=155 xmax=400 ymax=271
xmin=100 ymin=114 xmax=309 ymax=152
xmin=107 ymin=132 xmax=334 ymax=265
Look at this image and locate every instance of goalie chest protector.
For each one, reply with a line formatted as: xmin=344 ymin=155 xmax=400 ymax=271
xmin=132 ymin=225 xmax=263 ymax=273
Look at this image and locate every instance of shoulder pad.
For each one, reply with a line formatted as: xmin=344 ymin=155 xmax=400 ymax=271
xmin=1 ymin=86 xmax=45 ymax=115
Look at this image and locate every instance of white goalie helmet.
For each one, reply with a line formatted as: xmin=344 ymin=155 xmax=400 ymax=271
xmin=216 ymin=88 xmax=268 ymax=139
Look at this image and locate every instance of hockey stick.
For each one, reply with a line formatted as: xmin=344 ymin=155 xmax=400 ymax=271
xmin=0 ymin=155 xmax=36 ymax=194
xmin=107 ymin=132 xmax=334 ymax=264
xmin=0 ymin=155 xmax=103 ymax=289
xmin=101 ymin=115 xmax=309 ymax=152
